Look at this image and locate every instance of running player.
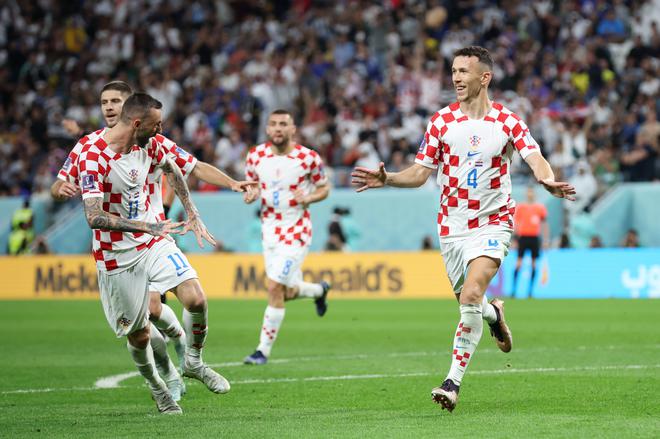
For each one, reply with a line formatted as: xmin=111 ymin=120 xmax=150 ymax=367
xmin=52 ymin=81 xmax=256 ymax=399
xmin=77 ymin=93 xmax=230 ymax=414
xmin=351 ymin=46 xmax=576 ymax=412
xmin=242 ymin=109 xmax=331 ymax=365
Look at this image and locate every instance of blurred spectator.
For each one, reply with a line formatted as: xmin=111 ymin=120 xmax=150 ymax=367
xmin=621 ymin=228 xmax=640 ymax=248
xmin=33 ymin=235 xmax=51 ymax=254
xmin=8 ymin=199 xmax=34 ymax=255
xmin=566 ymin=161 xmax=598 ymax=216
xmin=421 ymin=235 xmax=435 ymax=250
xmin=0 ymin=0 xmax=657 ymax=206
xmin=589 ymin=235 xmax=603 ymax=248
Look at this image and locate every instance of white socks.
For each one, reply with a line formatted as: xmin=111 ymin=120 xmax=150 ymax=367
xmin=296 ymin=281 xmax=324 ymax=298
xmin=154 ymin=304 xmax=186 ymax=342
xmin=446 ymin=303 xmax=484 ymax=386
xmin=183 ymin=308 xmax=208 ymax=367
xmin=149 ymin=325 xmax=179 ymax=382
xmin=482 ymin=295 xmax=498 ymax=325
xmin=127 ymin=338 xmax=165 ymax=391
xmin=257 ymin=305 xmax=285 ymax=357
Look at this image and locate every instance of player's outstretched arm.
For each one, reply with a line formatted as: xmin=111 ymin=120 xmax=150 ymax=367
xmin=193 ymin=161 xmax=259 ymax=193
xmin=50 ymin=180 xmax=79 ymax=201
xmin=83 ymin=197 xmax=183 ymax=237
xmin=352 ymin=162 xmax=433 ymax=192
xmin=161 ymin=158 xmax=216 ymax=248
xmin=525 ymin=153 xmax=577 ymax=201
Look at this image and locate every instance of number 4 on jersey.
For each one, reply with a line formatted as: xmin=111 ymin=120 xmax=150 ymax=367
xmin=467 ymin=168 xmax=478 ymax=188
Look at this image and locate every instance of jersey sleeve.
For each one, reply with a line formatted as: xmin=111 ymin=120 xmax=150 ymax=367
xmin=148 ymin=138 xmax=168 ymax=169
xmin=158 ymin=134 xmax=198 ymax=177
xmin=77 ymin=147 xmax=105 ymax=199
xmin=58 ymin=140 xmax=86 ymax=183
xmin=309 ymin=151 xmax=328 ymax=187
xmin=245 ymin=149 xmax=258 ymax=182
xmin=415 ymin=115 xmax=443 ymax=169
xmin=509 ymin=116 xmax=540 ymax=159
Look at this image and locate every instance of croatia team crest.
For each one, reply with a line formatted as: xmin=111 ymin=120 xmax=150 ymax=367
xmin=129 ymin=169 xmax=139 ymax=183
xmin=469 ymin=135 xmax=481 ymax=150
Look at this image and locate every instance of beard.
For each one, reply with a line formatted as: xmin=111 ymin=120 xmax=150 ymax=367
xmin=136 ymin=132 xmax=151 ymax=148
xmin=269 ymin=134 xmax=289 ymax=148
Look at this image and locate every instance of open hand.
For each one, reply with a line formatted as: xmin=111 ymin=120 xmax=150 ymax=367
xmin=351 ymin=162 xmax=387 ymax=192
xmin=183 ymin=214 xmax=216 ymax=248
xmin=540 ymin=179 xmax=577 ymax=201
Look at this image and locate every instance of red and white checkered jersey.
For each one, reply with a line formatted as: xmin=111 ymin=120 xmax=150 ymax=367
xmin=245 ymin=142 xmax=327 ymax=247
xmin=415 ymin=102 xmax=540 ymax=242
xmin=57 ymin=128 xmax=107 ymax=184
xmin=77 ymin=136 xmax=167 ymax=273
xmin=146 ymin=134 xmax=197 ymax=220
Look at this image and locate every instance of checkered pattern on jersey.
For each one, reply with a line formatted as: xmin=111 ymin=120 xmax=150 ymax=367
xmin=77 ymin=138 xmax=166 ymax=272
xmin=145 ymin=135 xmax=198 ymax=219
xmin=416 ymin=102 xmax=538 ymax=238
xmin=246 ymin=143 xmax=327 ymax=247
xmin=57 ymin=129 xmax=106 ymax=184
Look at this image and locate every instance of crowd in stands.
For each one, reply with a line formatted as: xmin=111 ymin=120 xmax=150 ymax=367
xmin=0 ymin=0 xmax=658 ymax=226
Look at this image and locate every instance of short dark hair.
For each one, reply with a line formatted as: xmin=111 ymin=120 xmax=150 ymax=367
xmin=101 ymin=81 xmax=133 ymax=96
xmin=120 ymin=92 xmax=162 ymax=122
xmin=270 ymin=109 xmax=292 ymax=117
xmin=453 ymin=46 xmax=494 ymax=70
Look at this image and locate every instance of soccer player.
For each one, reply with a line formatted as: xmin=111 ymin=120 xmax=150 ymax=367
xmin=242 ymin=109 xmax=331 ymax=365
xmin=511 ymin=187 xmax=549 ymax=298
xmin=77 ymin=92 xmax=230 ymax=414
xmin=52 ymin=81 xmax=256 ymax=398
xmin=351 ymin=46 xmax=576 ymax=412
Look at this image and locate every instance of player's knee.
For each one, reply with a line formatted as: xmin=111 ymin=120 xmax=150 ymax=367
xmin=177 ymin=279 xmax=207 ymax=312
xmin=267 ymin=282 xmax=286 ymax=306
xmin=459 ymin=283 xmax=482 ymax=304
xmin=127 ymin=325 xmax=150 ymax=348
xmin=284 ymin=286 xmax=298 ymax=301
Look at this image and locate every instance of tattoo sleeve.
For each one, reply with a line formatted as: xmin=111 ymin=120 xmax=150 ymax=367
xmin=83 ymin=197 xmax=149 ymax=233
xmin=162 ymin=158 xmax=198 ymax=217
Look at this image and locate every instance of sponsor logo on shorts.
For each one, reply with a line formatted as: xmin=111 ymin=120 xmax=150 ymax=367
xmin=118 ymin=317 xmax=132 ymax=328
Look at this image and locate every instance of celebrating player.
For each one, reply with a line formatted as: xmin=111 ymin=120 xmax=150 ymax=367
xmin=352 ymin=46 xmax=576 ymax=412
xmin=52 ymin=81 xmax=256 ymax=400
xmin=77 ymin=93 xmax=230 ymax=414
xmin=242 ymin=109 xmax=331 ymax=365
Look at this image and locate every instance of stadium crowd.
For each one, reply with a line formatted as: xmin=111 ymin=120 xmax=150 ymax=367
xmin=0 ymin=0 xmax=658 ymax=213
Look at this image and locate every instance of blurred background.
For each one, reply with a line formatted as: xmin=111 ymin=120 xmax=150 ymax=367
xmin=0 ymin=0 xmax=658 ymax=298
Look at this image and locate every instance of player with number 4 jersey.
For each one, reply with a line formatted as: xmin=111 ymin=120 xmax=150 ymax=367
xmin=352 ymin=46 xmax=576 ymax=413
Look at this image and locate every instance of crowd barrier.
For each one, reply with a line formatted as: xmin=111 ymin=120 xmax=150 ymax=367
xmin=1 ymin=248 xmax=658 ymax=300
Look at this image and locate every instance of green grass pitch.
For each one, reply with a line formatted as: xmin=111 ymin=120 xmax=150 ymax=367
xmin=1 ymin=299 xmax=659 ymax=438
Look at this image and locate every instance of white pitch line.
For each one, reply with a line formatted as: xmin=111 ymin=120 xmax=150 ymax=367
xmin=90 ymin=343 xmax=660 ymax=390
xmin=2 ymin=364 xmax=659 ymax=395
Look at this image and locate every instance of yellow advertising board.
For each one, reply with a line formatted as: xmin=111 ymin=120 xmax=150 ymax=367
xmin=0 ymin=252 xmax=454 ymax=300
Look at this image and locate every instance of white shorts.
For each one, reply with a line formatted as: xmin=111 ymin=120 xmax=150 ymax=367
xmin=146 ymin=240 xmax=198 ymax=295
xmin=98 ymin=239 xmax=198 ymax=337
xmin=440 ymin=226 xmax=512 ymax=295
xmin=263 ymin=244 xmax=309 ymax=288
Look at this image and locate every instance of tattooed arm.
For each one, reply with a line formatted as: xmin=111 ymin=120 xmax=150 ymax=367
xmin=83 ymin=197 xmax=181 ymax=237
xmin=161 ymin=157 xmax=216 ymax=247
